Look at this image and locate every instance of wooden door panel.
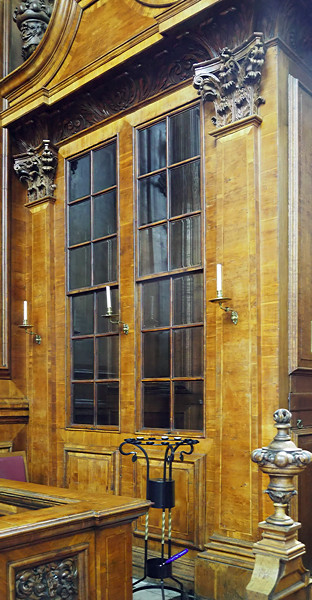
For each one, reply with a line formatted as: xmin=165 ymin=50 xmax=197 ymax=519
xmin=133 ymin=452 xmax=205 ymax=548
xmin=64 ymin=445 xmax=120 ymax=495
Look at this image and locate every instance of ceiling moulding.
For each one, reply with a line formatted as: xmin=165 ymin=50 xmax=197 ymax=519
xmin=6 ymin=0 xmax=312 ymax=150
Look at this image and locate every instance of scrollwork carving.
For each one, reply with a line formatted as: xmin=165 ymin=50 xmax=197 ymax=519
xmin=15 ymin=557 xmax=78 ymax=600
xmin=13 ymin=140 xmax=58 ymax=204
xmin=193 ymin=34 xmax=266 ymax=127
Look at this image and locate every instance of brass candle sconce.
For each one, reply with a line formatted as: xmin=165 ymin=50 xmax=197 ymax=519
xmin=210 ymin=265 xmax=238 ymax=325
xmin=18 ymin=301 xmax=41 ymax=344
xmin=102 ymin=306 xmax=129 ymax=335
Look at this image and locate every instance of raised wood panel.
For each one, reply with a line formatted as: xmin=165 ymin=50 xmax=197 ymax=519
xmin=64 ymin=445 xmax=120 ymax=495
xmin=288 ymin=76 xmax=312 ymax=371
xmin=133 ymin=451 xmax=206 ymax=548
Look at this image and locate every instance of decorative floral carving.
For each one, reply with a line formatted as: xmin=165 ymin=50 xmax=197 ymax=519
xmin=15 ymin=557 xmax=78 ymax=599
xmin=193 ymin=34 xmax=266 ymax=127
xmin=13 ymin=1 xmax=54 ymax=61
xmin=13 ymin=140 xmax=58 ymax=204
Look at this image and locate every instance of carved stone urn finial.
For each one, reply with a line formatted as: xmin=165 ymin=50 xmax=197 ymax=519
xmin=251 ymin=409 xmax=312 ymax=526
xmin=13 ymin=1 xmax=54 ymax=61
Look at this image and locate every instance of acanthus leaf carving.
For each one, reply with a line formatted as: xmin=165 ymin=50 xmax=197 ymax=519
xmin=13 ymin=140 xmax=58 ymax=204
xmin=193 ymin=33 xmax=266 ymax=128
xmin=15 ymin=556 xmax=78 ymax=600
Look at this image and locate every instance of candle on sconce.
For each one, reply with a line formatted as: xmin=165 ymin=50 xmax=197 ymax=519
xmin=106 ymin=285 xmax=112 ymax=312
xmin=216 ymin=264 xmax=222 ymax=297
xmin=23 ymin=301 xmax=28 ymax=324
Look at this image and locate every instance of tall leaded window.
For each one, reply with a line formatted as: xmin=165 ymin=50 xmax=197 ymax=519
xmin=67 ymin=141 xmax=119 ymax=428
xmin=137 ymin=104 xmax=204 ymax=431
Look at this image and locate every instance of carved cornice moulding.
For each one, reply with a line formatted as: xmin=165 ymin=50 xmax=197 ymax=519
xmin=5 ymin=0 xmax=312 ymax=151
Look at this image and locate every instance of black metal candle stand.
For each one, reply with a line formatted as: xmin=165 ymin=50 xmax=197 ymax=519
xmin=119 ymin=435 xmax=199 ymax=600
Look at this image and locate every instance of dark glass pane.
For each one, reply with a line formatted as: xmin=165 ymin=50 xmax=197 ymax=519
xmin=143 ymin=330 xmax=170 ymax=378
xmin=93 ymin=237 xmax=117 ymax=285
xmin=138 ymin=121 xmax=166 ymax=176
xmin=69 ymin=245 xmax=91 ymax=290
xmin=170 ymin=216 xmax=201 ymax=270
xmin=69 ymin=199 xmax=91 ymax=246
xmin=72 ymin=293 xmax=94 ymax=335
xmin=97 ymin=288 xmax=119 ymax=334
xmin=169 ymin=106 xmax=200 ymax=164
xmin=97 ymin=383 xmax=119 ymax=426
xmin=93 ymin=143 xmax=116 ymax=193
xmin=174 ymin=381 xmax=203 ymax=430
xmin=139 ymin=173 xmax=167 ymax=225
xmin=173 ymin=273 xmax=203 ymax=325
xmin=72 ymin=383 xmax=94 ymax=424
xmin=143 ymin=382 xmax=170 ymax=428
xmin=142 ymin=279 xmax=170 ymax=328
xmin=173 ymin=327 xmax=203 ymax=377
xmin=69 ymin=155 xmax=90 ymax=202
xmin=139 ymin=225 xmax=167 ymax=276
xmin=73 ymin=338 xmax=94 ymax=379
xmin=93 ymin=191 xmax=116 ymax=239
xmin=97 ymin=336 xmax=119 ymax=378
xmin=170 ymin=160 xmax=200 ymax=217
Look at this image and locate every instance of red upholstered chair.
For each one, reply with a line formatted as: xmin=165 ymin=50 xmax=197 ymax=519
xmin=0 ymin=451 xmax=28 ymax=482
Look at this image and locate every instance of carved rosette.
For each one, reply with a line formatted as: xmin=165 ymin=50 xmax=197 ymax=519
xmin=251 ymin=409 xmax=312 ymax=525
xmin=13 ymin=1 xmax=54 ymax=61
xmin=13 ymin=140 xmax=58 ymax=204
xmin=15 ymin=557 xmax=78 ymax=599
xmin=193 ymin=34 xmax=266 ymax=128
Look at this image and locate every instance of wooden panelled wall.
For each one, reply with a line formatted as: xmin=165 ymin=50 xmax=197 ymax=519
xmin=1 ymin=1 xmax=312 ymax=598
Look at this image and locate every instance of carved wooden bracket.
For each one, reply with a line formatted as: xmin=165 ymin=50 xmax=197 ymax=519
xmin=13 ymin=140 xmax=58 ymax=204
xmin=13 ymin=0 xmax=55 ymax=61
xmin=193 ymin=34 xmax=267 ymax=128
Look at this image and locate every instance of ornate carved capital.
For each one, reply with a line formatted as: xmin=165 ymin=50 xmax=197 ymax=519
xmin=193 ymin=34 xmax=266 ymax=128
xmin=13 ymin=1 xmax=54 ymax=61
xmin=13 ymin=140 xmax=58 ymax=204
xmin=251 ymin=409 xmax=312 ymax=525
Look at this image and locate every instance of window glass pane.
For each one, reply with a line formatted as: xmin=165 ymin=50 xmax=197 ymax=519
xmin=73 ymin=339 xmax=94 ymax=379
xmin=69 ymin=155 xmax=90 ymax=202
xmin=174 ymin=381 xmax=203 ymax=430
xmin=170 ymin=160 xmax=200 ymax=217
xmin=173 ymin=273 xmax=203 ymax=325
xmin=173 ymin=327 xmax=203 ymax=377
xmin=72 ymin=293 xmax=94 ymax=335
xmin=97 ymin=337 xmax=119 ymax=379
xmin=97 ymin=288 xmax=119 ymax=334
xmin=139 ymin=225 xmax=167 ymax=276
xmin=93 ymin=191 xmax=116 ymax=239
xmin=69 ymin=245 xmax=91 ymax=290
xmin=93 ymin=238 xmax=117 ymax=285
xmin=138 ymin=121 xmax=166 ymax=175
xmin=69 ymin=200 xmax=91 ymax=246
xmin=169 ymin=106 xmax=200 ymax=164
xmin=97 ymin=383 xmax=119 ymax=426
xmin=142 ymin=279 xmax=170 ymax=328
xmin=139 ymin=173 xmax=167 ymax=226
xmin=170 ymin=215 xmax=201 ymax=270
xmin=73 ymin=383 xmax=94 ymax=424
xmin=143 ymin=330 xmax=170 ymax=378
xmin=143 ymin=382 xmax=170 ymax=429
xmin=93 ymin=143 xmax=116 ymax=193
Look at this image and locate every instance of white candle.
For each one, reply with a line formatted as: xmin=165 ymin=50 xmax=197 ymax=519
xmin=23 ymin=301 xmax=27 ymax=323
xmin=216 ymin=264 xmax=222 ymax=295
xmin=106 ymin=286 xmax=112 ymax=311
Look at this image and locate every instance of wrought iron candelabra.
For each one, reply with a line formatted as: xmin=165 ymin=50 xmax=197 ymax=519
xmin=119 ymin=435 xmax=199 ymax=600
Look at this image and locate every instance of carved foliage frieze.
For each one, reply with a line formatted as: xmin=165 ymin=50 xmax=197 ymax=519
xmin=13 ymin=140 xmax=58 ymax=204
xmin=13 ymin=1 xmax=55 ymax=61
xmin=15 ymin=557 xmax=78 ymax=600
xmin=193 ymin=34 xmax=267 ymax=127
